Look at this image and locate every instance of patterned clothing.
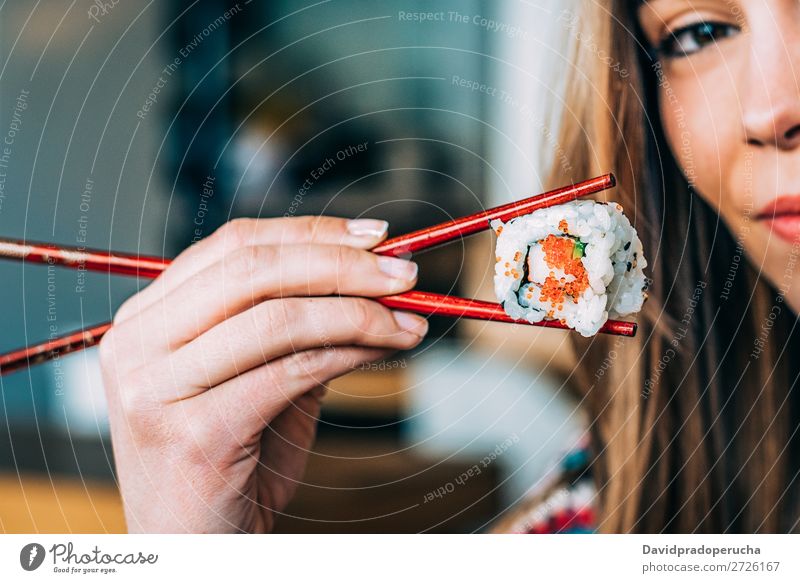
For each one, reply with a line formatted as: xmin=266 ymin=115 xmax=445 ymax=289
xmin=494 ymin=444 xmax=598 ymax=534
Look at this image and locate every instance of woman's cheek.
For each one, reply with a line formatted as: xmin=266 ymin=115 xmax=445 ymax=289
xmin=659 ymin=75 xmax=739 ymax=217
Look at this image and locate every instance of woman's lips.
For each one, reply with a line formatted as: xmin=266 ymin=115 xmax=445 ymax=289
xmin=757 ymin=195 xmax=800 ymax=243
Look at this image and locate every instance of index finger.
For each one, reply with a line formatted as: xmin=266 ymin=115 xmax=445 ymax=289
xmin=115 ymin=215 xmax=388 ymax=324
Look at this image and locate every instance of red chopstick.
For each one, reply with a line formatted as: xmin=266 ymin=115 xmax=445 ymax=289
xmin=0 ymin=323 xmax=113 ymax=376
xmin=0 ymin=174 xmax=614 ymax=276
xmin=372 ymin=173 xmax=615 ymax=256
xmin=0 ymin=292 xmax=635 ymax=376
xmin=379 ymin=292 xmax=636 ymax=335
xmin=0 ymin=174 xmax=634 ymax=375
xmin=0 ymin=238 xmax=171 ymax=279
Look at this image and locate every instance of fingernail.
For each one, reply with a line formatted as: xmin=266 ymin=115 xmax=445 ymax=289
xmin=347 ymin=219 xmax=388 ymax=239
xmin=377 ymin=256 xmax=418 ymax=280
xmin=393 ymin=311 xmax=429 ymax=336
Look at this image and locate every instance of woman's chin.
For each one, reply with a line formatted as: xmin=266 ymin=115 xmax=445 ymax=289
xmin=761 ymin=254 xmax=800 ymax=317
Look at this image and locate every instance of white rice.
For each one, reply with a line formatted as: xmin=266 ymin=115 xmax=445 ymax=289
xmin=492 ymin=200 xmax=647 ymax=337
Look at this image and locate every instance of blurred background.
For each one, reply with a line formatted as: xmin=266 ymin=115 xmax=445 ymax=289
xmin=0 ymin=0 xmax=589 ymax=532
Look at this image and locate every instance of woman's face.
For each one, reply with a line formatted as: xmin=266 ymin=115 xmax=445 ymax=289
xmin=638 ymin=0 xmax=800 ymax=313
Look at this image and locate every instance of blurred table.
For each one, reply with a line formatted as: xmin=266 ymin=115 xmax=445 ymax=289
xmin=0 ymin=474 xmax=125 ymax=533
xmin=274 ymin=437 xmax=500 ymax=533
xmin=0 ymin=367 xmax=505 ymax=533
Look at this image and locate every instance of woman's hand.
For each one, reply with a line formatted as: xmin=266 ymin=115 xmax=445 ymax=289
xmin=98 ymin=216 xmax=427 ymax=533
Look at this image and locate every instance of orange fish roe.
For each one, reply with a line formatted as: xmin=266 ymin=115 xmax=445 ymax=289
xmin=496 ymin=256 xmax=501 ymax=263
xmin=537 ymin=234 xmax=590 ymax=309
xmin=495 ymin=225 xmax=503 ymax=235
xmin=513 ymin=251 xmax=522 ymax=262
xmin=558 ymin=219 xmax=569 ymax=233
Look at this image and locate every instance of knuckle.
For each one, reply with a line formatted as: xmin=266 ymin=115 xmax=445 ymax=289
xmin=225 ymin=245 xmax=275 ymax=283
xmin=348 ymin=298 xmax=378 ymax=332
xmin=116 ymin=369 xmax=160 ymax=431
xmin=113 ymin=292 xmax=150 ymax=326
xmin=279 ymin=348 xmax=325 ymax=380
xmin=260 ymin=299 xmax=294 ymax=339
xmin=98 ymin=327 xmax=143 ymax=378
xmin=335 ymin=246 xmax=364 ymax=279
xmin=98 ymin=324 xmax=152 ymax=379
xmin=291 ymin=215 xmax=320 ymax=242
xmin=215 ymin=218 xmax=255 ymax=249
xmin=314 ymin=215 xmax=347 ymax=238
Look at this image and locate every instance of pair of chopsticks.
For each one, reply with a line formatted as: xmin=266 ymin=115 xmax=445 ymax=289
xmin=0 ymin=173 xmax=634 ymax=376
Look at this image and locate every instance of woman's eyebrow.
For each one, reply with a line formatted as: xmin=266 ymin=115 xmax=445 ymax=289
xmin=638 ymin=0 xmax=678 ymax=9
xmin=636 ymin=0 xmax=676 ymax=19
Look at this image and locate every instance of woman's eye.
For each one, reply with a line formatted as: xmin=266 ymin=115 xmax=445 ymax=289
xmin=657 ymin=21 xmax=739 ymax=59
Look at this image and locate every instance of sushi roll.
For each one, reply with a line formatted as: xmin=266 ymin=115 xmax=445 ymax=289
xmin=492 ymin=200 xmax=647 ymax=337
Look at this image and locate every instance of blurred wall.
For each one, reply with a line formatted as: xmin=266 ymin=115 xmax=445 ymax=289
xmin=0 ymin=1 xmax=171 ymax=423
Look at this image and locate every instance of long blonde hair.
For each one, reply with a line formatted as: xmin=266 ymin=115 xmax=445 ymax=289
xmin=550 ymin=0 xmax=800 ymax=532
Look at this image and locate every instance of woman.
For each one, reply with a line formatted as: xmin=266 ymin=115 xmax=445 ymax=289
xmin=100 ymin=0 xmax=800 ymax=533
xmin=539 ymin=0 xmax=800 ymax=533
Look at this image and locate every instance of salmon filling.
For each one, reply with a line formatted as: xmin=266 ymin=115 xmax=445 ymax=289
xmin=535 ymin=234 xmax=590 ymax=311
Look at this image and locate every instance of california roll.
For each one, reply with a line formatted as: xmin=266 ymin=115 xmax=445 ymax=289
xmin=492 ymin=200 xmax=647 ymax=337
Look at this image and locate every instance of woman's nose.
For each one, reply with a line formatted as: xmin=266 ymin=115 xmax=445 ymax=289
xmin=743 ymin=100 xmax=800 ymax=149
xmin=742 ymin=29 xmax=800 ymax=150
